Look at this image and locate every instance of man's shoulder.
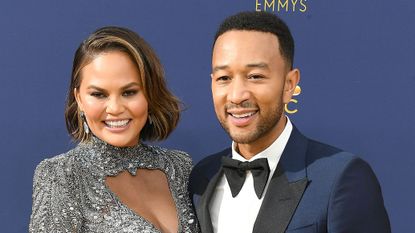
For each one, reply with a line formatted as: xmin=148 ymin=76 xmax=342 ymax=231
xmin=191 ymin=147 xmax=230 ymax=179
xmin=189 ymin=148 xmax=230 ymax=195
xmin=194 ymin=148 xmax=231 ymax=170
xmin=306 ymin=138 xmax=347 ymax=161
xmin=303 ymin=138 xmax=369 ymax=178
xmin=288 ymin=127 xmax=362 ymax=174
xmin=289 ymin=125 xmax=358 ymax=166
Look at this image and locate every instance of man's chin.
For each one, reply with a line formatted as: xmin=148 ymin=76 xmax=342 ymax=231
xmin=229 ymin=132 xmax=257 ymax=144
xmin=220 ymin=121 xmax=257 ymax=143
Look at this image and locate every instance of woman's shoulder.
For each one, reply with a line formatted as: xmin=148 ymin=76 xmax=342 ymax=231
xmin=30 ymin=150 xmax=83 ymax=232
xmin=144 ymin=145 xmax=193 ymax=171
xmin=147 ymin=144 xmax=192 ymax=162
xmin=33 ymin=149 xmax=79 ymax=183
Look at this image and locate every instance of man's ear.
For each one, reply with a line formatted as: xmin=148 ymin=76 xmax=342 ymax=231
xmin=74 ymin=88 xmax=83 ymax=111
xmin=283 ymin=68 xmax=300 ymax=104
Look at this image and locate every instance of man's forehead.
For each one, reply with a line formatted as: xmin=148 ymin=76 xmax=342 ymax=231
xmin=215 ymin=29 xmax=278 ymax=44
xmin=211 ymin=30 xmax=291 ymax=71
xmin=212 ymin=62 xmax=270 ymax=73
xmin=214 ymin=31 xmax=279 ymax=54
xmin=215 ymin=30 xmax=279 ymax=47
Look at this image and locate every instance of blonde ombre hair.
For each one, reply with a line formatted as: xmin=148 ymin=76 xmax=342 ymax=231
xmin=65 ymin=26 xmax=180 ymax=142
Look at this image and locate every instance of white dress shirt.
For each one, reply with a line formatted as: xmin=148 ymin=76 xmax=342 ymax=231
xmin=209 ymin=117 xmax=293 ymax=233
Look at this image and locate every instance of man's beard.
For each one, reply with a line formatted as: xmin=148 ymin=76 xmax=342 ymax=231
xmin=218 ymin=101 xmax=284 ymax=144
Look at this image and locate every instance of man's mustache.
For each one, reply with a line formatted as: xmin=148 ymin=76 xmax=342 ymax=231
xmin=225 ymin=101 xmax=258 ymax=111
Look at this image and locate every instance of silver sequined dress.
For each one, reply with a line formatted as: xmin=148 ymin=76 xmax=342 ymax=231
xmin=29 ymin=136 xmax=199 ymax=233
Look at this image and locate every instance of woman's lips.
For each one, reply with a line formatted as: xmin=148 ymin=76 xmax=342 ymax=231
xmin=103 ymin=119 xmax=131 ymax=132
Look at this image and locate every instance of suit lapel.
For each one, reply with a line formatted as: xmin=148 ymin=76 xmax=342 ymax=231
xmin=195 ymin=126 xmax=309 ymax=233
xmin=195 ymin=149 xmax=230 ymax=233
xmin=253 ymin=126 xmax=309 ymax=233
xmin=253 ymin=166 xmax=308 ymax=233
xmin=197 ymin=170 xmax=223 ymax=233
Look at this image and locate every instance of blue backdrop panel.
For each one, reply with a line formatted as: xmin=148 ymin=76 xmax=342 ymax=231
xmin=0 ymin=1 xmax=414 ymax=232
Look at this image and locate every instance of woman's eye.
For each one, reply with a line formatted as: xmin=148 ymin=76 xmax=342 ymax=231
xmin=122 ymin=90 xmax=138 ymax=97
xmin=90 ymin=92 xmax=106 ymax=98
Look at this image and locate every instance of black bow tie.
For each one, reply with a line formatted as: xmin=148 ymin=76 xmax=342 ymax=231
xmin=221 ymin=157 xmax=270 ymax=199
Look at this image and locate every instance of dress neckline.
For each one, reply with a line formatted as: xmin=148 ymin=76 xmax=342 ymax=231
xmin=77 ymin=135 xmax=152 ymax=176
xmin=77 ymin=136 xmax=181 ymax=232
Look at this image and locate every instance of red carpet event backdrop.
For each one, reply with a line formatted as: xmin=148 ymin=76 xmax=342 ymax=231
xmin=0 ymin=0 xmax=414 ymax=232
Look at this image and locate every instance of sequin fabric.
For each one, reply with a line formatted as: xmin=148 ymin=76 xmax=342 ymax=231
xmin=29 ymin=136 xmax=199 ymax=233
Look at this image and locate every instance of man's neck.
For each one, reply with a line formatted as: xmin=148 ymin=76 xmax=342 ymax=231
xmin=236 ymin=116 xmax=287 ymax=160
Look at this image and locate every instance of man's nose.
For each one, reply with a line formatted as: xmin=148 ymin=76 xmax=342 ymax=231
xmin=228 ymin=78 xmax=250 ymax=104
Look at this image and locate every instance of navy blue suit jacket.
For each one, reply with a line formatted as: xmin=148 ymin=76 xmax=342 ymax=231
xmin=189 ymin=126 xmax=390 ymax=233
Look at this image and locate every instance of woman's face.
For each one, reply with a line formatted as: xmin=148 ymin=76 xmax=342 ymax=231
xmin=75 ymin=51 xmax=148 ymax=147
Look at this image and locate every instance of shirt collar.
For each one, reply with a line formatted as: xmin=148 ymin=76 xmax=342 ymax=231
xmin=231 ymin=116 xmax=293 ymax=172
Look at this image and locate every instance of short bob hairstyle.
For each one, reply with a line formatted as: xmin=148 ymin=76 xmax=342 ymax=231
xmin=65 ymin=26 xmax=181 ymax=142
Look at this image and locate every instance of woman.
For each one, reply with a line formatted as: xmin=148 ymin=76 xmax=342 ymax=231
xmin=29 ymin=26 xmax=199 ymax=233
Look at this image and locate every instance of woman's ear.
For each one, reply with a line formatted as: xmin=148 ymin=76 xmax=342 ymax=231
xmin=74 ymin=88 xmax=83 ymax=111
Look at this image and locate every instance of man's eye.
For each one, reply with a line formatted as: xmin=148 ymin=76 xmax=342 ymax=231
xmin=90 ymin=92 xmax=106 ymax=98
xmin=217 ymin=76 xmax=230 ymax=82
xmin=248 ymin=74 xmax=264 ymax=80
xmin=122 ymin=90 xmax=138 ymax=97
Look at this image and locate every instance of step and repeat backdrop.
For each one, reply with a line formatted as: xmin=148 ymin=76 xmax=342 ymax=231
xmin=0 ymin=1 xmax=414 ymax=232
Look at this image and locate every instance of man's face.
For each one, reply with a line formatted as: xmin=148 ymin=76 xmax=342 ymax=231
xmin=211 ymin=30 xmax=298 ymax=151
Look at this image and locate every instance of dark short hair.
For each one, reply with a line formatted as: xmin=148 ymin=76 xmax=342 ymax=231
xmin=214 ymin=11 xmax=295 ymax=68
xmin=65 ymin=26 xmax=181 ymax=142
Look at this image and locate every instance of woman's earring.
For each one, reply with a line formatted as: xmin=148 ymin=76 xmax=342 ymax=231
xmin=80 ymin=111 xmax=90 ymax=134
xmin=148 ymin=114 xmax=153 ymax=125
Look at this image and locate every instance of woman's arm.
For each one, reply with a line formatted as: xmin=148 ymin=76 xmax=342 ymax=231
xmin=29 ymin=157 xmax=82 ymax=233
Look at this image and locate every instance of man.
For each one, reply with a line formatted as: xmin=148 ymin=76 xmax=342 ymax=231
xmin=189 ymin=11 xmax=390 ymax=233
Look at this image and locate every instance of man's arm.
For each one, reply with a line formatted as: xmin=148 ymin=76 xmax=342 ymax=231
xmin=327 ymin=157 xmax=391 ymax=233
